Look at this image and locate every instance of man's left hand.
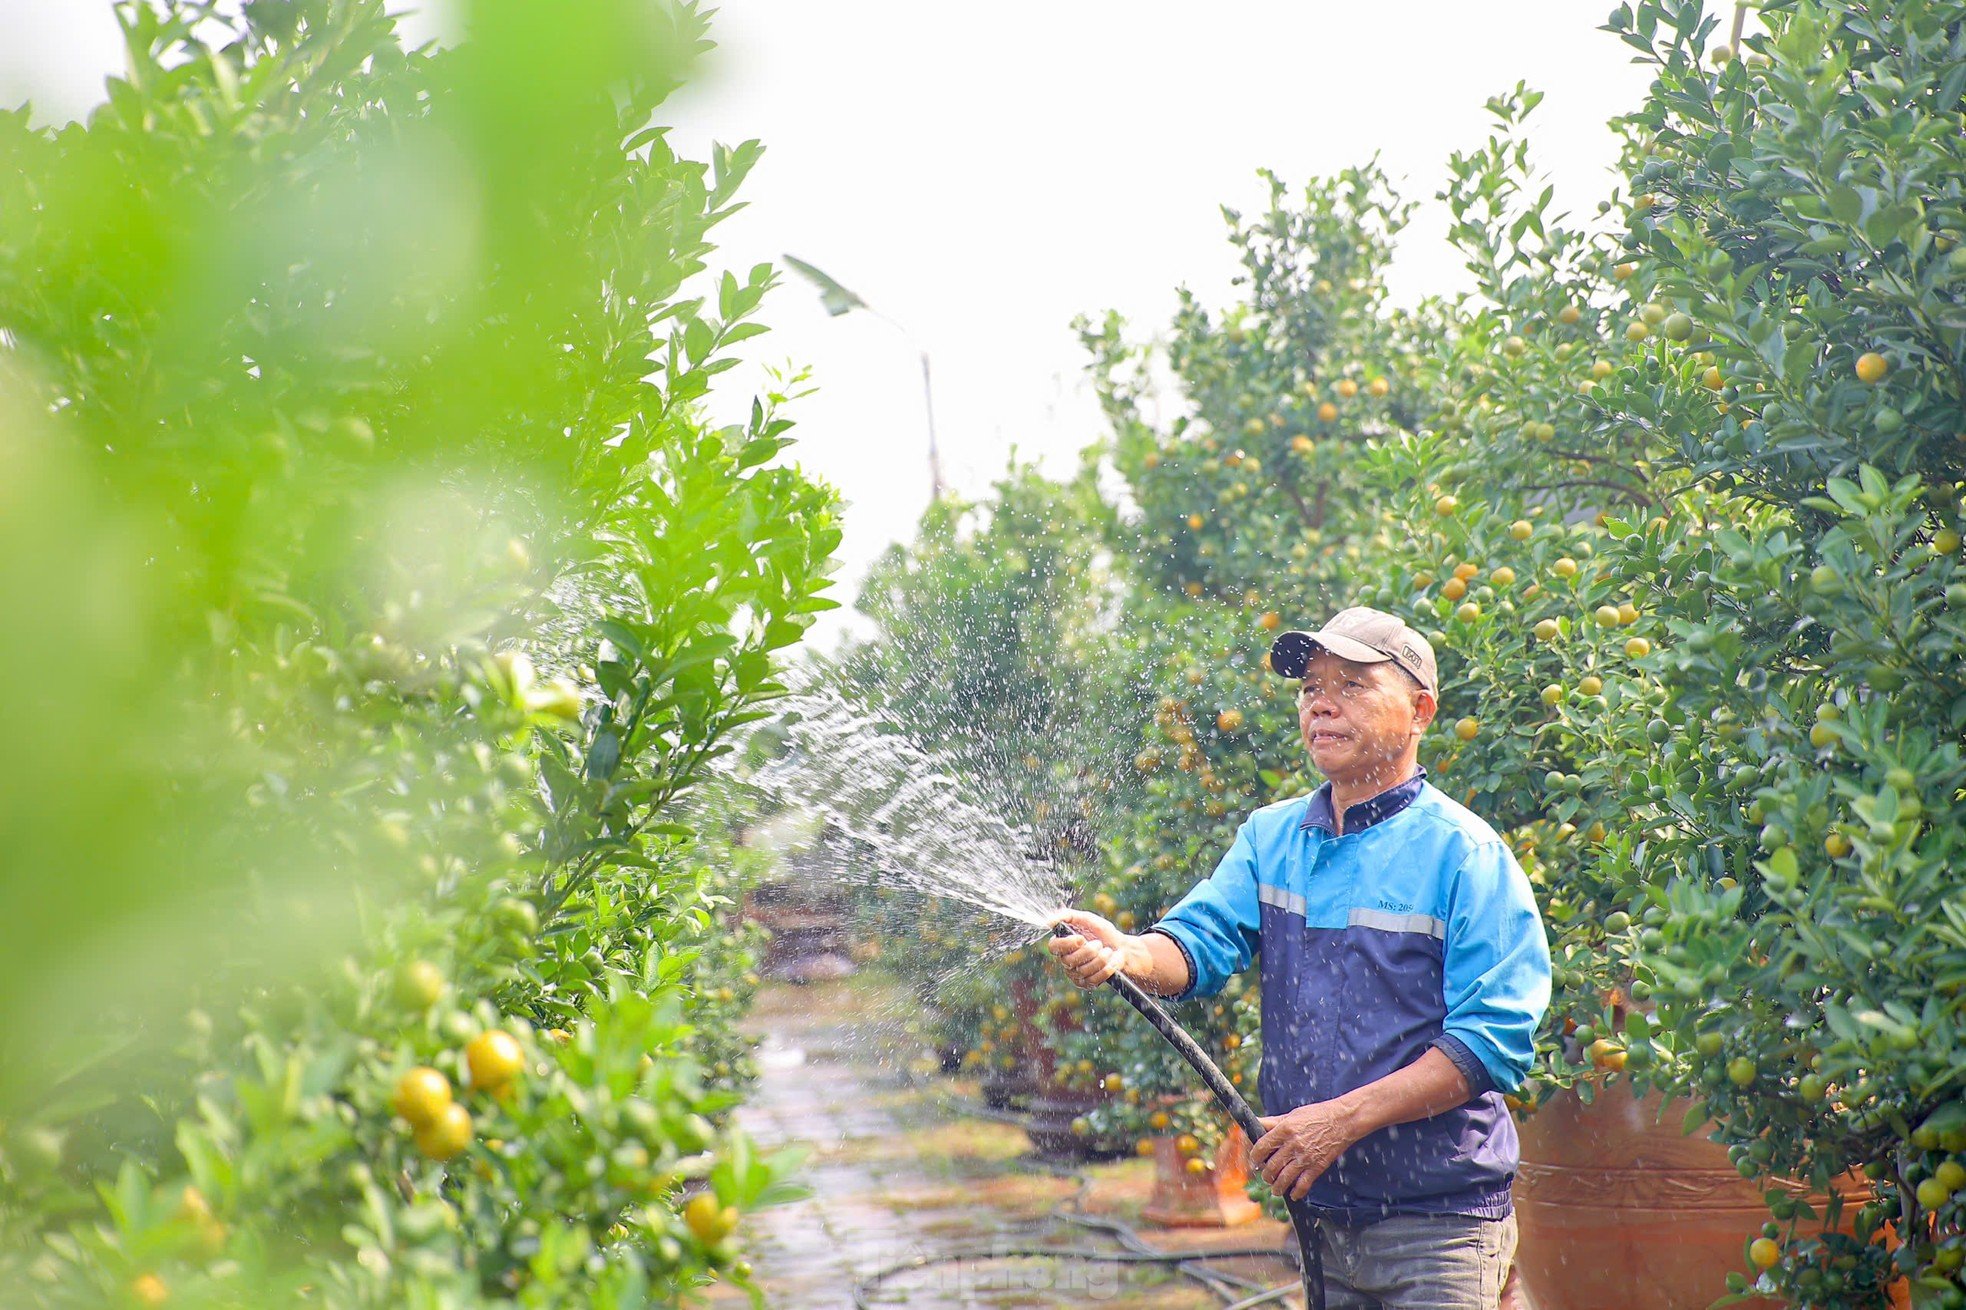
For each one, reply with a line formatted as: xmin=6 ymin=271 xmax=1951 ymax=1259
xmin=1249 ymin=1101 xmax=1361 ymax=1201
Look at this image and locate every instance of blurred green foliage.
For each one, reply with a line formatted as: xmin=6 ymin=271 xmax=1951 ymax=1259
xmin=0 ymin=0 xmax=837 ymax=1304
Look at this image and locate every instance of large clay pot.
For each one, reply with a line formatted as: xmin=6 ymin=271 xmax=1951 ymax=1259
xmin=740 ymin=878 xmax=854 ymax=981
xmin=1515 ymin=1081 xmax=1766 ymax=1308
xmin=979 ymin=1061 xmax=1039 ymax=1110
xmin=1514 ymin=1081 xmax=1907 ymax=1310
xmin=1025 ymin=1085 xmax=1120 ymax=1157
xmin=1025 ymin=982 xmax=1120 ymax=1158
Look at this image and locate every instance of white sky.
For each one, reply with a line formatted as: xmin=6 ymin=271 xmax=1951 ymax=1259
xmin=2 ymin=2 xmax=1688 ymax=648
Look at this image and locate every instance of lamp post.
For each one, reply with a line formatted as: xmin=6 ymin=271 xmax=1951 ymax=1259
xmin=783 ymin=255 xmax=943 ymax=501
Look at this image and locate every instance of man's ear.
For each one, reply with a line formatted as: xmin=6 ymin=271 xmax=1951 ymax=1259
xmin=1412 ymin=688 xmax=1439 ymax=733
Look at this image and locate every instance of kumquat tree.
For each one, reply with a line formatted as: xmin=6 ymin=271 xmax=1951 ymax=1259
xmin=0 ymin=1 xmax=836 ymax=1305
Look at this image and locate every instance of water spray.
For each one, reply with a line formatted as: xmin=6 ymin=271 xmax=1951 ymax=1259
xmin=747 ymin=695 xmax=1327 ymax=1303
xmin=1049 ymin=924 xmax=1325 ymax=1310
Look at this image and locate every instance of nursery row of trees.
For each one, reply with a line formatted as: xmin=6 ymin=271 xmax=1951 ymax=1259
xmin=0 ymin=1 xmax=836 ymax=1304
xmin=845 ymin=3 xmax=1966 ymax=1305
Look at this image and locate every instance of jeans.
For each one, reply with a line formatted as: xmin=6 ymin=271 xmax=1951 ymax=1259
xmin=1307 ymin=1210 xmax=1518 ymax=1310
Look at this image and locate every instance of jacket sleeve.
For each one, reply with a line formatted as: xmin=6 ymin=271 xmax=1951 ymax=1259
xmin=1149 ymin=821 xmax=1262 ymax=1001
xmin=1431 ymin=839 xmax=1551 ymax=1097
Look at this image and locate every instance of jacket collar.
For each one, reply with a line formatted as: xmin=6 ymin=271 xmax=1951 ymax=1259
xmin=1300 ymin=765 xmax=1428 ymax=835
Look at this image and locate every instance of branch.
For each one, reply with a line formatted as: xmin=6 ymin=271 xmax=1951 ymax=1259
xmin=1543 ymin=447 xmax=1650 ymax=473
xmin=1276 ymin=478 xmax=1318 ymax=532
xmin=1515 ymin=477 xmax=1659 ymax=508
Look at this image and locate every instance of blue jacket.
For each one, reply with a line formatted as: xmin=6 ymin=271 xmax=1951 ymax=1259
xmin=1151 ymin=767 xmax=1550 ymax=1222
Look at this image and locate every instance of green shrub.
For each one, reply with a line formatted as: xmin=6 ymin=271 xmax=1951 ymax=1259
xmin=0 ymin=1 xmax=837 ymax=1304
xmin=1594 ymin=3 xmax=1966 ymax=1301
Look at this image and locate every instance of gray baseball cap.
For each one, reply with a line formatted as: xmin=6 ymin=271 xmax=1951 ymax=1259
xmin=1269 ymin=606 xmax=1438 ymax=697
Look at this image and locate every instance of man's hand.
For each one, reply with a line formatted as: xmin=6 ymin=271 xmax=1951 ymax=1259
xmin=1047 ymin=910 xmax=1143 ymax=989
xmin=1249 ymin=1101 xmax=1363 ymax=1202
xmin=1047 ymin=911 xmax=1193 ymax=997
xmin=1248 ymin=1048 xmax=1475 ymax=1202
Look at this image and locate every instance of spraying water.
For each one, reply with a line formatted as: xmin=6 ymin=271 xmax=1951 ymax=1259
xmin=735 ymin=685 xmax=1328 ymax=1309
xmin=745 ymin=686 xmax=1069 ymax=931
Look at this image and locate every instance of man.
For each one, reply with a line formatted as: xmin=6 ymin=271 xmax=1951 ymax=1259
xmin=1049 ymin=606 xmax=1550 ymax=1309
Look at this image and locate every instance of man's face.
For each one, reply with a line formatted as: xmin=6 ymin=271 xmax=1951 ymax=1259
xmin=1296 ymin=650 xmax=1436 ymax=784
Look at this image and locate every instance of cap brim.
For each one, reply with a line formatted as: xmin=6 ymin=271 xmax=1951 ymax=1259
xmin=1269 ymin=630 xmax=1392 ymax=678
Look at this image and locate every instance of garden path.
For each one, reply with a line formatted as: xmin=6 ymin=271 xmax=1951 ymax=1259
xmin=696 ymin=975 xmax=1299 ymax=1309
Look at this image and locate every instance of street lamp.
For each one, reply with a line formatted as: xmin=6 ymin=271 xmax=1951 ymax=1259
xmin=783 ymin=254 xmax=944 ymax=502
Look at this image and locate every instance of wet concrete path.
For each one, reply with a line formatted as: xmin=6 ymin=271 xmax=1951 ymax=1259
xmin=697 ymin=975 xmax=1298 ymax=1308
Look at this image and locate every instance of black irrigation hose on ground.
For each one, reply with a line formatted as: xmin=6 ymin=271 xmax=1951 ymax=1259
xmin=1050 ymin=924 xmax=1326 ymax=1310
xmin=1062 ymin=1211 xmax=1263 ymax=1296
xmin=909 ymin=1092 xmax=1295 ymax=1305
xmin=861 ymin=1088 xmax=1303 ymax=1308
xmin=851 ymin=1195 xmax=1301 ymax=1309
xmin=849 ymin=1241 xmax=1298 ymax=1309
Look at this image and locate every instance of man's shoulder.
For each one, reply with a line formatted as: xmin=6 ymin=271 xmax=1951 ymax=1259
xmin=1240 ymin=792 xmax=1313 ymax=838
xmin=1406 ymin=783 xmax=1510 ymax=858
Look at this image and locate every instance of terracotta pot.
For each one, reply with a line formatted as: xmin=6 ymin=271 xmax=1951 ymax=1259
xmin=1025 ymin=1085 xmax=1120 ymax=1158
xmin=1022 ymin=980 xmax=1123 ymax=1157
xmin=1514 ymin=1081 xmax=1907 ymax=1310
xmin=1515 ymin=1081 xmax=1758 ymax=1308
xmin=979 ymin=1062 xmax=1039 ymax=1109
xmin=1144 ymin=1124 xmax=1262 ymax=1227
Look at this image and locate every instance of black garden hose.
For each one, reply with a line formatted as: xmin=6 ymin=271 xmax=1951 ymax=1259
xmin=844 ymin=1119 xmax=1302 ymax=1308
xmin=1051 ymin=923 xmax=1326 ymax=1310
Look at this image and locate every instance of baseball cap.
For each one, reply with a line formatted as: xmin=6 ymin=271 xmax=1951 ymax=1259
xmin=1269 ymin=606 xmax=1438 ymax=698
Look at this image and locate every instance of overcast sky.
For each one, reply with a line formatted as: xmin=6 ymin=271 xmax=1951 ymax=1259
xmin=2 ymin=1 xmax=1685 ymax=647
